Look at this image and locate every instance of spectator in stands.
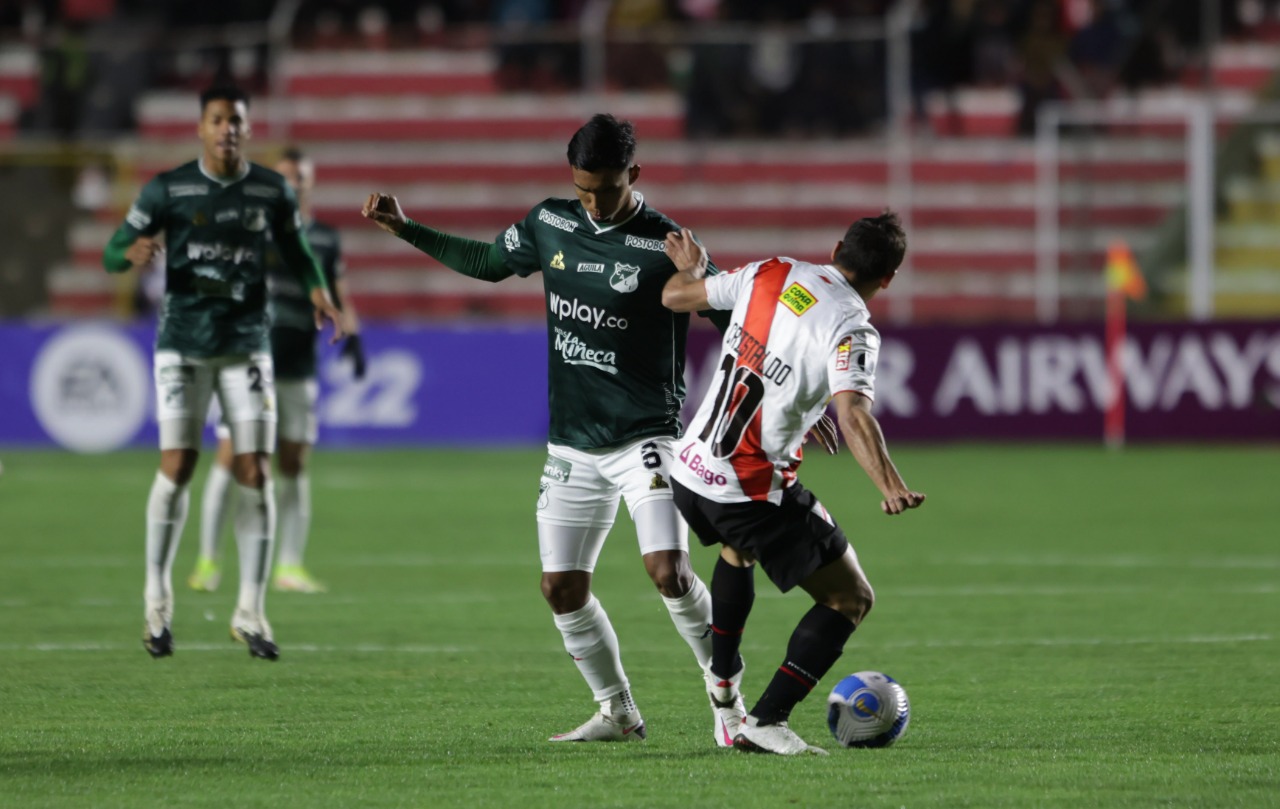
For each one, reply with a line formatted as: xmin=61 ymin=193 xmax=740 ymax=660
xmin=971 ymin=0 xmax=1014 ymax=86
xmin=1068 ymin=0 xmax=1131 ymax=98
xmin=34 ymin=20 xmax=90 ymax=136
xmin=607 ymin=0 xmax=684 ymax=90
xmin=1014 ymin=0 xmax=1066 ymax=135
xmin=912 ymin=0 xmax=973 ymax=135
xmin=492 ymin=0 xmax=574 ymax=90
xmin=684 ymin=3 xmax=755 ymax=137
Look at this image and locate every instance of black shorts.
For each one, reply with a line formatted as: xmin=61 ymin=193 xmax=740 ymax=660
xmin=672 ymin=479 xmax=849 ymax=593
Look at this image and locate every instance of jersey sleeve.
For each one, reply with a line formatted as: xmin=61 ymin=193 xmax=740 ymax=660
xmin=494 ymin=205 xmax=543 ymax=278
xmin=703 ymin=260 xmax=762 ymax=310
xmin=103 ymin=176 xmax=165 ymax=272
xmin=829 ymin=324 xmax=881 ymax=401
xmin=124 ymin=176 xmax=166 ymax=237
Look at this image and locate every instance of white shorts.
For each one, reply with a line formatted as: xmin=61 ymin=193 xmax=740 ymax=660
xmin=536 ymin=437 xmax=680 ymax=527
xmin=535 ymin=437 xmax=688 ymax=572
xmin=214 ymin=378 xmax=317 ymax=445
xmin=155 ymin=351 xmax=276 ymax=454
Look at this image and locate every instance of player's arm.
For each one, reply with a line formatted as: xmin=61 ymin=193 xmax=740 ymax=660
xmin=334 ymin=276 xmax=367 ymax=379
xmin=274 ymin=193 xmax=344 ymax=340
xmin=831 ymin=390 xmax=925 ymax=515
xmin=334 ymin=278 xmax=361 ymax=335
xmin=103 ymin=178 xmax=164 ymax=273
xmin=361 ymin=193 xmax=514 ymax=282
xmin=661 ymin=227 xmax=711 ymax=312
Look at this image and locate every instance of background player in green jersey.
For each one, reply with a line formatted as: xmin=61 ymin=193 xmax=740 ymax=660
xmin=189 ymin=147 xmax=364 ymax=596
xmin=102 ymin=86 xmax=343 ymax=661
xmin=362 ymin=114 xmax=740 ymax=745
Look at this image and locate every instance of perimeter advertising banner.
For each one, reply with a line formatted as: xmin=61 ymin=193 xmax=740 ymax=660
xmin=0 ymin=320 xmax=1277 ymax=451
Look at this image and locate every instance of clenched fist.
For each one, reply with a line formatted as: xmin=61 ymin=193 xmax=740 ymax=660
xmin=125 ymin=236 xmax=163 ymax=269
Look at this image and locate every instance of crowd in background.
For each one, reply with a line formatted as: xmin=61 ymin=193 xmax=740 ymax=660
xmin=0 ymin=0 xmax=1269 ymax=139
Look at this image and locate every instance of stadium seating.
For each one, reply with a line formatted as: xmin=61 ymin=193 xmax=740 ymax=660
xmin=0 ymin=44 xmax=37 ymax=138
xmin=51 ymin=40 xmax=1280 ymax=322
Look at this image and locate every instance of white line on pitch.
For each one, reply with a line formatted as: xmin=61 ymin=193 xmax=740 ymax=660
xmin=0 ymin=634 xmax=1270 ymax=654
xmin=874 ymin=633 xmax=1274 ymax=650
xmin=9 ymin=553 xmax=1278 ymax=570
xmin=0 ymin=583 xmax=1274 ymax=611
xmin=0 ymin=642 xmax=478 ymax=653
xmin=937 ymin=554 xmax=1280 ymax=570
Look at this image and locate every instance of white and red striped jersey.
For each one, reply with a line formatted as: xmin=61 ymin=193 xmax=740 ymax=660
xmin=672 ymin=257 xmax=880 ymax=504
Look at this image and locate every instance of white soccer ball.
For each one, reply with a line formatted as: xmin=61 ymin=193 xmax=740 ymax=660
xmin=826 ymin=670 xmax=910 ymax=748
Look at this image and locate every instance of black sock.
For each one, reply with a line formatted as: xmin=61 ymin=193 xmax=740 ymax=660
xmin=709 ymin=555 xmax=754 ymax=680
xmin=751 ymin=604 xmax=855 ymax=725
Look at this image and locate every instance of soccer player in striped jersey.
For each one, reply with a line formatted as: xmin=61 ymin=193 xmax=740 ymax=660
xmin=362 ymin=114 xmax=735 ymax=745
xmin=102 ymin=86 xmax=344 ymax=661
xmin=661 ymin=212 xmax=925 ymax=755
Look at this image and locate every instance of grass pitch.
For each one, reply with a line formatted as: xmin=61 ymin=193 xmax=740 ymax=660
xmin=0 ymin=444 xmax=1276 ymax=808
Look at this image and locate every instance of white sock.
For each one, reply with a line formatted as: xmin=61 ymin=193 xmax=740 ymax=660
xmin=601 ymin=688 xmax=639 ymax=721
xmin=234 ymin=481 xmax=276 ymax=617
xmin=553 ymin=596 xmax=630 ymax=706
xmin=661 ymin=575 xmax=714 ymax=671
xmin=198 ymin=463 xmax=235 ymax=562
xmin=275 ymin=473 xmax=310 ymax=568
xmin=144 ymin=472 xmax=189 ymax=607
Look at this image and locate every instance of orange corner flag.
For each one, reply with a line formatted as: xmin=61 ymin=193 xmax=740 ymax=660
xmin=1105 ymin=240 xmax=1147 ymax=300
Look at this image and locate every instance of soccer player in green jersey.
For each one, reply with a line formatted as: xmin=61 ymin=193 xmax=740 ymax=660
xmin=189 ymin=147 xmax=364 ymax=597
xmin=362 ymin=114 xmax=738 ymax=744
xmin=103 ymin=86 xmax=343 ymax=661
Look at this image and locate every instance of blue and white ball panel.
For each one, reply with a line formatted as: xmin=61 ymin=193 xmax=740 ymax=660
xmin=826 ymin=671 xmax=911 ymax=748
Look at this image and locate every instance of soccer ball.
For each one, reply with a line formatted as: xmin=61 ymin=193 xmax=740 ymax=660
xmin=826 ymin=671 xmax=910 ymax=748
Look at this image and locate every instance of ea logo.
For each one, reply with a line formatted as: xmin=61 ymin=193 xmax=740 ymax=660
xmin=30 ymin=325 xmax=149 ymax=452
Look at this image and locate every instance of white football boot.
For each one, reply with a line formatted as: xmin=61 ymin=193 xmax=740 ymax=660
xmin=705 ymin=663 xmax=747 ymax=748
xmin=549 ymin=711 xmax=647 ymax=742
xmin=733 ymin=715 xmax=829 ymax=756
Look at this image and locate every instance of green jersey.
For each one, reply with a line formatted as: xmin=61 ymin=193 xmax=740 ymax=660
xmin=267 ymin=220 xmax=342 ymax=379
xmin=498 ymin=193 xmax=716 ymax=450
xmin=103 ymin=159 xmax=326 ymax=357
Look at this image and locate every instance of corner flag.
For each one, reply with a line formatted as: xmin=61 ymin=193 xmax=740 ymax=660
xmin=1105 ymin=240 xmax=1147 ymax=300
xmin=1103 ymin=240 xmax=1144 ymax=448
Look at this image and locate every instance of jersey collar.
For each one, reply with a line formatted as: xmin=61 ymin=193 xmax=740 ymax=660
xmin=197 ymin=157 xmax=250 ymax=187
xmin=824 ymin=263 xmax=865 ymax=301
xmin=580 ymin=191 xmax=644 ymax=235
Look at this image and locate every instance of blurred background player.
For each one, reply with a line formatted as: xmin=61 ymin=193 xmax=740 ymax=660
xmin=661 ymin=213 xmax=925 ymax=755
xmin=102 ymin=85 xmax=343 ymax=661
xmin=189 ymin=147 xmax=365 ymax=596
xmin=362 ymin=114 xmax=734 ymax=745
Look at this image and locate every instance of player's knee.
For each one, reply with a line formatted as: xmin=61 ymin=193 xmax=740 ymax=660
xmin=832 ymin=581 xmax=875 ymax=624
xmin=540 ymin=573 xmax=590 ymax=614
xmin=160 ymin=450 xmax=199 ymax=486
xmin=644 ymin=552 xmax=693 ymax=598
xmin=277 ymin=454 xmax=304 ymax=478
xmin=277 ymin=441 xmax=308 ymax=477
xmin=231 ymin=454 xmax=270 ymax=489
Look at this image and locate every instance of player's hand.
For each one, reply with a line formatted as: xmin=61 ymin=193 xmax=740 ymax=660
xmin=310 ymin=287 xmax=346 ymax=343
xmin=340 ymin=333 xmax=367 ymax=379
xmin=806 ymin=414 xmax=839 ymax=455
xmin=362 ymin=193 xmax=408 ymax=236
xmin=664 ymin=228 xmax=708 ymax=278
xmin=125 ymin=237 xmax=163 ymax=268
xmin=881 ymin=491 xmax=926 ymax=515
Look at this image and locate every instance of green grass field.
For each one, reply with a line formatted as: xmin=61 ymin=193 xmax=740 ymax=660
xmin=0 ymin=445 xmax=1276 ymax=808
